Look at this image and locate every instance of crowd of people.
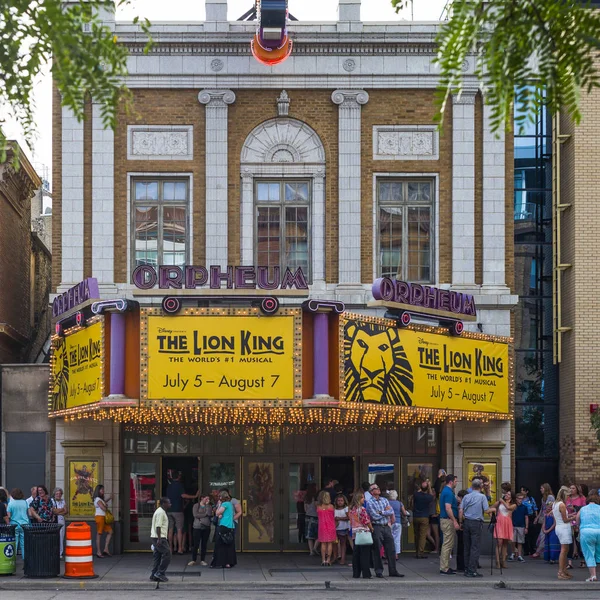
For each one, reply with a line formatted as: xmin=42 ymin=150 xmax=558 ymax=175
xmin=0 ymin=483 xmax=113 ymax=562
xmin=3 ymin=473 xmax=600 ymax=585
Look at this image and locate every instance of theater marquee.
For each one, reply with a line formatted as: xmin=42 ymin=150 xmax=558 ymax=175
xmin=341 ymin=315 xmax=510 ymax=415
xmin=141 ymin=308 xmax=302 ymax=404
xmin=50 ymin=318 xmax=104 ymax=414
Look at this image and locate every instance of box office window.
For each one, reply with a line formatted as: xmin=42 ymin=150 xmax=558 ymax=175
xmin=377 ymin=179 xmax=434 ymax=283
xmin=132 ymin=179 xmax=189 ymax=269
xmin=255 ymin=180 xmax=310 ymax=279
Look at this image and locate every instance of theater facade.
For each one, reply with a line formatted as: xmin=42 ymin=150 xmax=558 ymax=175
xmin=50 ymin=1 xmax=517 ymax=552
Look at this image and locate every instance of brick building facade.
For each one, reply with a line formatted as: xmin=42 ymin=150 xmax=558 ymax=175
xmin=558 ymin=55 xmax=600 ymax=485
xmin=0 ymin=143 xmax=51 ymax=363
xmin=50 ymin=1 xmax=517 ymax=553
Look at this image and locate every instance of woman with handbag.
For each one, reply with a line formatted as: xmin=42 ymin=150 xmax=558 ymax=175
xmin=93 ymin=484 xmax=113 ymax=558
xmin=349 ymin=491 xmax=373 ymax=579
xmin=211 ymin=490 xmax=237 ymax=568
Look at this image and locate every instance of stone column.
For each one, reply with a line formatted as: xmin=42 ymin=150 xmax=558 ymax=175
xmin=451 ymin=91 xmax=477 ymax=287
xmin=313 ymin=312 xmax=330 ymax=397
xmin=92 ymin=102 xmax=115 ymax=287
xmin=198 ymin=90 xmax=236 ymax=269
xmin=332 ymin=90 xmax=369 ymax=295
xmin=482 ymin=99 xmax=507 ymax=290
xmin=61 ymin=106 xmax=84 ymax=286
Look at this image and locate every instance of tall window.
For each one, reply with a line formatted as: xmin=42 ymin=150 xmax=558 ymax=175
xmin=255 ymin=180 xmax=310 ymax=277
xmin=132 ymin=179 xmax=189 ymax=268
xmin=377 ymin=179 xmax=434 ymax=282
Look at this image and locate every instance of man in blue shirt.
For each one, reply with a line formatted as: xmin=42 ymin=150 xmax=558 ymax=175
xmin=366 ymin=484 xmax=404 ymax=578
xmin=439 ymin=474 xmax=459 ymax=575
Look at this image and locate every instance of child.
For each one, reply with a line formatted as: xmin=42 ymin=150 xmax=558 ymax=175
xmin=509 ymin=493 xmax=529 ymax=562
xmin=334 ymin=494 xmax=350 ymax=565
xmin=543 ymin=504 xmax=560 ymax=564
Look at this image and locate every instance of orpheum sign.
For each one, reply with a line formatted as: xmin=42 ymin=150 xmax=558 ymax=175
xmin=53 ymin=278 xmax=100 ymax=319
xmin=370 ymin=277 xmax=477 ymax=321
xmin=132 ymin=265 xmax=309 ymax=291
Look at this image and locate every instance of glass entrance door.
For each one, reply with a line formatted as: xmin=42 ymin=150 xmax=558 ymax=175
xmin=241 ymin=458 xmax=279 ymax=551
xmin=283 ymin=458 xmax=319 ymax=550
xmin=202 ymin=458 xmax=241 ymax=552
xmin=124 ymin=456 xmax=161 ymax=551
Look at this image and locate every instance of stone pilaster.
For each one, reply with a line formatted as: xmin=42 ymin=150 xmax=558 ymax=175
xmin=92 ymin=102 xmax=115 ymax=287
xmin=482 ymin=99 xmax=507 ymax=291
xmin=61 ymin=106 xmax=84 ymax=286
xmin=451 ymin=91 xmax=477 ymax=287
xmin=332 ymin=90 xmax=369 ymax=294
xmin=198 ymin=89 xmax=236 ymax=269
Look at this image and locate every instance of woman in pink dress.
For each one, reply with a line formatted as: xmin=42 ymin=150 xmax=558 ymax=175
xmin=317 ymin=491 xmax=336 ymax=566
xmin=493 ymin=490 xmax=516 ymax=568
xmin=566 ymin=483 xmax=586 ymax=568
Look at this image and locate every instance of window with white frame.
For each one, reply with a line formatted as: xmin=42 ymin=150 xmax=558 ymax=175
xmin=132 ymin=178 xmax=189 ymax=268
xmin=255 ymin=180 xmax=310 ymax=278
xmin=377 ymin=179 xmax=434 ymax=283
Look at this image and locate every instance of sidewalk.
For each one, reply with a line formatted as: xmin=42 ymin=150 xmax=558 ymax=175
xmin=0 ymin=552 xmax=596 ymax=591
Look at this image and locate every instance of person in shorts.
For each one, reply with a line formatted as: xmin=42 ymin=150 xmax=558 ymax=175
xmin=334 ymin=494 xmax=350 ymax=564
xmin=166 ymin=472 xmax=198 ymax=554
xmin=93 ymin=484 xmax=113 ymax=558
xmin=509 ymin=493 xmax=529 ymax=562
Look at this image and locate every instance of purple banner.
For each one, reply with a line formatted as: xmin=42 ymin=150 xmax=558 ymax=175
xmin=53 ymin=278 xmax=100 ymax=318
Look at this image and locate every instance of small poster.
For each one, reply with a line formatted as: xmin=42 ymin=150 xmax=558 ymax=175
xmin=467 ymin=461 xmax=498 ymax=506
xmin=69 ymin=460 xmax=99 ymax=517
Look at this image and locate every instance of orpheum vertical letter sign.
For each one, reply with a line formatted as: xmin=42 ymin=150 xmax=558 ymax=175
xmin=132 ymin=265 xmax=309 ymax=291
xmin=52 ymin=278 xmax=100 ymax=319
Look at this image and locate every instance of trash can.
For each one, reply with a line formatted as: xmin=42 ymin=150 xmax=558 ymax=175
xmin=23 ymin=523 xmax=62 ymax=578
xmin=0 ymin=524 xmax=16 ymax=576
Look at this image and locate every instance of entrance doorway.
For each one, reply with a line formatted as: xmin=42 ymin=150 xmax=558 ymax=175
xmin=162 ymin=457 xmax=198 ymax=553
xmin=321 ymin=456 xmax=355 ymax=498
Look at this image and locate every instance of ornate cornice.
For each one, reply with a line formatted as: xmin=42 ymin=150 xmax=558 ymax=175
xmin=124 ymin=40 xmax=440 ymax=57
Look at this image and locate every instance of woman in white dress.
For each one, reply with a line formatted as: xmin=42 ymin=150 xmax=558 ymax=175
xmin=553 ymin=486 xmax=574 ymax=580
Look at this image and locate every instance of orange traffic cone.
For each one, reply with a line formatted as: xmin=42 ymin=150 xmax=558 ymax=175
xmin=63 ymin=522 xmax=98 ymax=579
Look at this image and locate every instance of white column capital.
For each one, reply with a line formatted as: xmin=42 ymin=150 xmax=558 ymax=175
xmin=452 ymin=90 xmax=478 ymax=105
xmin=198 ymin=89 xmax=236 ymax=106
xmin=331 ymin=89 xmax=369 ymax=107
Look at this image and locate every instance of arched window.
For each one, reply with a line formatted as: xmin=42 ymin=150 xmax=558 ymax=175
xmin=240 ymin=118 xmax=326 ymax=286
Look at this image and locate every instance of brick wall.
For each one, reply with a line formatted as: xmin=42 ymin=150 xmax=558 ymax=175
xmin=360 ymin=89 xmax=453 ymax=284
xmin=0 ymin=162 xmax=37 ymax=362
xmin=559 ymin=74 xmax=600 ymax=485
xmin=113 ymin=89 xmax=206 ymax=283
xmin=228 ymin=89 xmax=339 ymax=281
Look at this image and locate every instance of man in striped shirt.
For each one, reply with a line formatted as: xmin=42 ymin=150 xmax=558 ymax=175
xmin=366 ymin=484 xmax=404 ymax=578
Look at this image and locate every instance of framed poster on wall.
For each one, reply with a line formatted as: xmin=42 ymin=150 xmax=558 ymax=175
xmin=68 ymin=458 xmax=101 ymax=518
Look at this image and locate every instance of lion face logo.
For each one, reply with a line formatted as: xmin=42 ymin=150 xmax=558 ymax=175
xmin=51 ymin=337 xmax=70 ymax=412
xmin=344 ymin=321 xmax=414 ymax=406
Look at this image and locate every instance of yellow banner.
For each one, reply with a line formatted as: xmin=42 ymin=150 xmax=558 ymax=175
xmin=343 ymin=318 xmax=509 ymax=414
xmin=68 ymin=460 xmax=100 ymax=517
xmin=147 ymin=316 xmax=295 ymax=400
xmin=51 ymin=321 xmax=103 ymax=412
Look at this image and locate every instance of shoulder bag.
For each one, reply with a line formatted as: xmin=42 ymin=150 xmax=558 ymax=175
xmin=105 ymin=508 xmax=115 ymax=525
xmin=354 ymin=530 xmax=373 ymax=546
xmin=218 ymin=527 xmax=235 ymax=546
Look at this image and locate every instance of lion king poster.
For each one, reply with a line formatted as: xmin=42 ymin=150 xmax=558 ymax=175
xmin=342 ymin=315 xmax=509 ymax=414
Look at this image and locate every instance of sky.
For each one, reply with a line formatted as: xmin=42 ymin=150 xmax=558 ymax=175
xmin=2 ymin=0 xmax=448 ymax=185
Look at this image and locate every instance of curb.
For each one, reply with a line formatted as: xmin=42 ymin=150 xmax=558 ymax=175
xmin=0 ymin=579 xmax=596 ymax=592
